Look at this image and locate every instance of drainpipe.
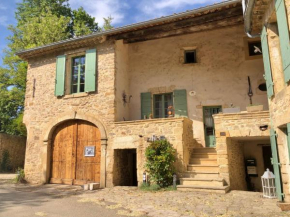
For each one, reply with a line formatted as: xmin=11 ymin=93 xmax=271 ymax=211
xmin=242 ymin=0 xmax=260 ymax=38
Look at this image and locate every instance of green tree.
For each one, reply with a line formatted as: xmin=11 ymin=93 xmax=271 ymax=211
xmin=0 ymin=0 xmax=105 ymax=136
xmin=102 ymin=16 xmax=114 ymax=31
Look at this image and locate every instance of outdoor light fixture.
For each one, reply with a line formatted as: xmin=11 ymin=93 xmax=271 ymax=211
xmin=259 ymin=125 xmax=268 ymax=131
xmin=143 ymin=172 xmax=146 ymax=183
xmin=261 ymin=169 xmax=276 ymax=199
xmin=173 ymin=174 xmax=177 ymax=188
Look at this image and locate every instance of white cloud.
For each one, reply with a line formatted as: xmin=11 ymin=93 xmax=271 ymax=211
xmin=69 ymin=0 xmax=129 ymax=26
xmin=0 ymin=16 xmax=8 ymax=26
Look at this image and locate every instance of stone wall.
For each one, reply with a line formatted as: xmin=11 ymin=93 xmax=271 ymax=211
xmin=227 ymin=139 xmax=247 ymax=190
xmin=108 ymin=118 xmax=193 ymax=186
xmin=0 ymin=133 xmax=26 ymax=172
xmin=126 ymin=24 xmax=268 ymax=146
xmin=214 ymin=111 xmax=270 ymax=189
xmin=23 ymin=40 xmax=116 ymax=184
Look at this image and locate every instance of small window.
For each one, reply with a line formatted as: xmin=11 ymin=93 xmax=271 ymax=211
xmin=248 ymin=41 xmax=262 ymax=56
xmin=154 ymin=93 xmax=173 ymax=118
xmin=71 ymin=56 xmax=86 ymax=94
xmin=258 ymin=83 xmax=267 ymax=91
xmin=184 ymin=50 xmax=197 ymax=64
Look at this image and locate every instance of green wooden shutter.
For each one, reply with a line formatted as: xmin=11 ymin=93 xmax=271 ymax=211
xmin=270 ymin=129 xmax=284 ymax=201
xmin=55 ymin=55 xmax=66 ymax=96
xmin=141 ymin=92 xmax=152 ymax=119
xmin=173 ymin=89 xmax=188 ymax=117
xmin=85 ymin=49 xmax=97 ymax=92
xmin=261 ymin=27 xmax=274 ymax=98
xmin=276 ymin=0 xmax=290 ymax=83
xmin=287 ymin=123 xmax=290 ymax=160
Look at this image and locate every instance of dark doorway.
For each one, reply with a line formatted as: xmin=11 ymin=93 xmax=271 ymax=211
xmin=113 ymin=149 xmax=137 ymax=186
xmin=263 ymin=146 xmax=274 ymax=172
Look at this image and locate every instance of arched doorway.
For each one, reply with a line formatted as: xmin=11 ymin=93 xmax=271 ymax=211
xmin=50 ymin=120 xmax=101 ymax=185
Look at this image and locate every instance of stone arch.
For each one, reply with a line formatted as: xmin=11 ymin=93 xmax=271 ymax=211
xmin=40 ymin=111 xmax=107 ymax=187
xmin=43 ymin=111 xmax=107 ymax=142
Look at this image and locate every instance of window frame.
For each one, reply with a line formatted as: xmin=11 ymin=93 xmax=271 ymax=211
xmin=243 ymin=37 xmax=263 ymax=60
xmin=71 ymin=55 xmax=86 ymax=94
xmin=184 ymin=50 xmax=197 ymax=64
xmin=64 ymin=51 xmax=86 ymax=95
xmin=153 ymin=93 xmax=173 ymax=118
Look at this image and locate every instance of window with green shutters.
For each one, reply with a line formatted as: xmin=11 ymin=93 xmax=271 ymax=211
xmin=261 ymin=26 xmax=274 ymax=98
xmin=55 ymin=55 xmax=66 ymax=96
xmin=286 ymin=124 xmax=290 ymax=161
xmin=153 ymin=93 xmax=173 ymax=118
xmin=173 ymin=89 xmax=188 ymax=117
xmin=54 ymin=49 xmax=97 ymax=96
xmin=71 ymin=56 xmax=86 ymax=93
xmin=275 ymin=0 xmax=290 ymax=83
xmin=141 ymin=92 xmax=152 ymax=119
xmin=140 ymin=89 xmax=188 ymax=119
xmin=270 ymin=129 xmax=284 ymax=201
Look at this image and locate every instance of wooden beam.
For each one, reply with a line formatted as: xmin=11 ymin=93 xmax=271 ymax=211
xmin=122 ymin=16 xmax=243 ymax=44
xmin=110 ymin=6 xmax=242 ymax=43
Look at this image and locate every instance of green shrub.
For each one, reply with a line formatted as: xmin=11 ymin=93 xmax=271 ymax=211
xmin=145 ymin=139 xmax=176 ymax=188
xmin=0 ymin=149 xmax=12 ymax=172
xmin=14 ymin=167 xmax=25 ymax=183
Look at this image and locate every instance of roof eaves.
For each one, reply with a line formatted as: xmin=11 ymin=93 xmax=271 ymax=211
xmin=16 ymin=0 xmax=241 ymax=57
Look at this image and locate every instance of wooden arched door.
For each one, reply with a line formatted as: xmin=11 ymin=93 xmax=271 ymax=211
xmin=50 ymin=120 xmax=101 ymax=185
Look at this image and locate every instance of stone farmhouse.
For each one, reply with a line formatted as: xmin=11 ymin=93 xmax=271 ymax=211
xmin=16 ymin=0 xmax=289 ymax=204
xmin=243 ymin=0 xmax=290 ymax=207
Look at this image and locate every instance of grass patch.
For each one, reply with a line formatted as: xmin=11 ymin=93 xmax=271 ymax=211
xmin=139 ymin=183 xmax=176 ymax=192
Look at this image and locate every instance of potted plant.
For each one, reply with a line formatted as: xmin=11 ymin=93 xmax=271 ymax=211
xmin=246 ymin=104 xmax=264 ymax=112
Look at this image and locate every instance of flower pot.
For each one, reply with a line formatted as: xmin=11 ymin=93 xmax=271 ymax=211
xmin=246 ymin=105 xmax=263 ymax=112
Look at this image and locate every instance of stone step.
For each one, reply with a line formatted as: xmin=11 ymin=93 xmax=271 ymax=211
xmin=187 ymin=164 xmax=219 ymax=173
xmin=192 ymin=148 xmax=217 ymax=154
xmin=190 ymin=158 xmax=218 ymax=165
xmin=177 ymin=185 xmax=230 ymax=194
xmin=191 ymin=153 xmax=217 ymax=159
xmin=180 ymin=178 xmax=225 ymax=187
xmin=179 ymin=171 xmax=219 ymax=179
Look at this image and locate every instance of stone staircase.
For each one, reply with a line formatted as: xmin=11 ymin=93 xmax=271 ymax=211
xmin=177 ymin=148 xmax=230 ymax=193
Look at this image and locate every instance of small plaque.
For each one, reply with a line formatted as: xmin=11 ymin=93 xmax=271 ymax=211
xmin=84 ymin=146 xmax=95 ymax=157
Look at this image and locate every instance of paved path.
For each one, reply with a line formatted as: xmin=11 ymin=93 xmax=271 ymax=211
xmin=0 ymin=179 xmax=289 ymax=217
xmin=0 ymin=181 xmax=121 ymax=217
xmin=79 ymin=186 xmax=290 ymax=217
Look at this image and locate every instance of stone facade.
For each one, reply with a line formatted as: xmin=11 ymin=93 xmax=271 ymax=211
xmin=23 ymin=40 xmax=116 ymax=184
xmin=245 ymin=0 xmax=290 ymax=204
xmin=108 ymin=118 xmax=194 ymax=186
xmin=20 ymin=2 xmax=272 ymax=193
xmin=214 ymin=111 xmax=270 ymax=189
xmin=0 ymin=133 xmax=26 ymax=172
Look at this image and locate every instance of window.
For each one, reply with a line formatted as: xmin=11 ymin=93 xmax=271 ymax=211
xmin=71 ymin=56 xmax=86 ymax=94
xmin=184 ymin=50 xmax=197 ymax=64
xmin=153 ymin=93 xmax=173 ymax=118
xmin=248 ymin=41 xmax=262 ymax=56
xmin=243 ymin=37 xmax=262 ymax=60
xmin=55 ymin=48 xmax=96 ymax=97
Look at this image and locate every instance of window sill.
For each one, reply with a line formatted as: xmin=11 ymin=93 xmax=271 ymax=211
xmin=63 ymin=92 xmax=89 ymax=99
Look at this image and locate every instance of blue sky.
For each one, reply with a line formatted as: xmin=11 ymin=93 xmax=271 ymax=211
xmin=0 ymin=0 xmax=223 ymax=66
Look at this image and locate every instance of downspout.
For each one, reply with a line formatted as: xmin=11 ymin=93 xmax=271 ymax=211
xmin=242 ymin=0 xmax=260 ymax=38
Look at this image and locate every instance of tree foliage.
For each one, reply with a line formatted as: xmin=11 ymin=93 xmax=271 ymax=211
xmin=145 ymin=139 xmax=176 ymax=188
xmin=0 ymin=0 xmax=113 ymax=136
